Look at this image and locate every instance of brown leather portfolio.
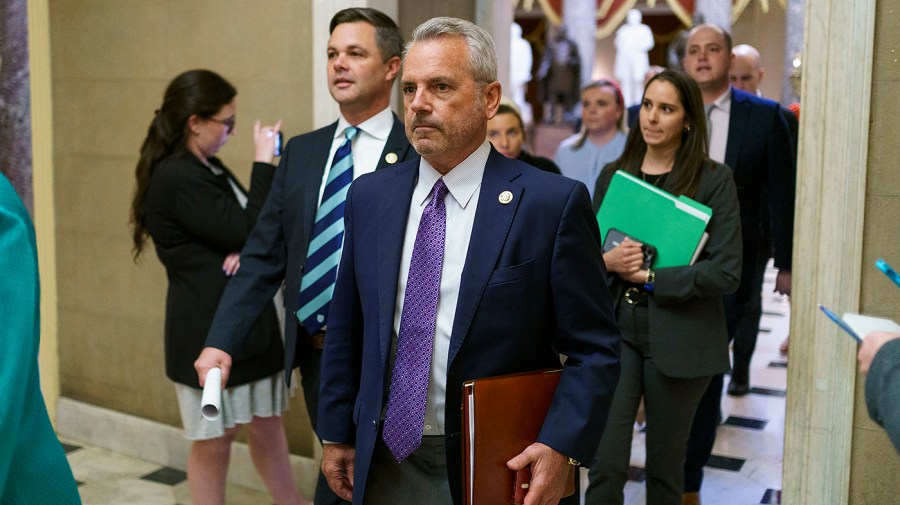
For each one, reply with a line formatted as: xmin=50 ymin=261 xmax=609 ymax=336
xmin=461 ymin=368 xmax=576 ymax=505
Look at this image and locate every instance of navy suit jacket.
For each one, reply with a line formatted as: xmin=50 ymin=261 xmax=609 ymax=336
xmin=205 ymin=115 xmax=416 ymax=382
xmin=318 ymin=148 xmax=622 ymax=505
xmin=724 ymin=88 xmax=795 ymax=301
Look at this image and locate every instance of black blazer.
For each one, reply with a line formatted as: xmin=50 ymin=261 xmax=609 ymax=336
xmin=594 ymin=161 xmax=742 ymax=378
xmin=143 ymin=155 xmax=283 ymax=387
xmin=205 ymin=115 xmax=416 ymax=382
xmin=517 ymin=150 xmax=561 ymax=174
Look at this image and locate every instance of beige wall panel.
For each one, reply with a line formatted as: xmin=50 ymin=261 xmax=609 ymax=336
xmin=860 ymin=196 xmax=900 ymax=315
xmin=50 ymin=0 xmax=317 ymax=455
xmin=848 ymin=426 xmax=900 ymax=504
xmin=51 ymin=80 xmax=163 ymax=159
xmin=847 ymin=3 xmax=900 ymax=496
xmin=397 ymin=0 xmax=475 ymax=41
xmin=50 ymin=1 xmax=171 ymax=81
xmin=53 ymin=156 xmax=143 ymax=235
xmin=731 ymin=1 xmax=787 ymax=101
xmin=866 ymin=83 xmax=900 ymax=195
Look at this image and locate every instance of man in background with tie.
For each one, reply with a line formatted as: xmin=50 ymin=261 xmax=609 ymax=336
xmin=318 ymin=17 xmax=621 ymax=505
xmin=194 ymin=8 xmax=414 ymax=504
xmin=681 ymin=24 xmax=795 ymax=505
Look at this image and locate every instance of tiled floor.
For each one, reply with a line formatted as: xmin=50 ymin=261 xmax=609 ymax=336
xmin=62 ymin=266 xmax=789 ymax=505
xmin=61 ymin=440 xmax=275 ymax=504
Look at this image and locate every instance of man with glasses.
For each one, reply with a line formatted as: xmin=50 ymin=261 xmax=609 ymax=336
xmin=194 ymin=8 xmax=414 ymax=504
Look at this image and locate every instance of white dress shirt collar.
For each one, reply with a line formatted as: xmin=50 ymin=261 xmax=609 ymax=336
xmin=416 ymin=140 xmax=490 ymax=209
xmin=334 ymin=106 xmax=393 ymax=141
xmin=711 ymin=87 xmax=732 ymax=111
xmin=706 ymin=88 xmax=732 ymax=164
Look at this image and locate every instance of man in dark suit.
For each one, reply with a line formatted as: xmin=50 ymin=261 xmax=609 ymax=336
xmin=681 ymin=24 xmax=796 ymax=504
xmin=317 ymin=17 xmax=622 ymax=505
xmin=194 ymin=8 xmax=415 ymax=505
xmin=728 ymin=43 xmax=799 ymax=380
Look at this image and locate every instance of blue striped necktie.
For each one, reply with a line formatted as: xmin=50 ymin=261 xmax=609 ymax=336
xmin=296 ymin=126 xmax=359 ymax=334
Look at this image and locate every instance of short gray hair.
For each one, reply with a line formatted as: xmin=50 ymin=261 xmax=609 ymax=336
xmin=404 ymin=17 xmax=498 ymax=84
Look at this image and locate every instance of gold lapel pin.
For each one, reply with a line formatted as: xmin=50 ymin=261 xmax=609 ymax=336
xmin=499 ymin=190 xmax=513 ymax=205
xmin=385 ymin=152 xmax=398 ymax=164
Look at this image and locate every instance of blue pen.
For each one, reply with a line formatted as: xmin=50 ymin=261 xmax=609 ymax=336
xmin=818 ymin=304 xmax=862 ymax=342
xmin=876 ymin=258 xmax=900 ymax=288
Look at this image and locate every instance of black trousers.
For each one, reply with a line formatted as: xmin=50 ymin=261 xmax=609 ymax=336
xmin=682 ymin=252 xmax=768 ymax=492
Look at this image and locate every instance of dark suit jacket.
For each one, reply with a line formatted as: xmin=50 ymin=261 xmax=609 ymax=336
xmin=144 ymin=155 xmax=283 ymax=387
xmin=724 ymin=88 xmax=795 ymax=301
xmin=594 ymin=161 xmax=742 ymax=378
xmin=318 ymin=148 xmax=622 ymax=505
xmin=205 ymin=115 xmax=415 ymax=383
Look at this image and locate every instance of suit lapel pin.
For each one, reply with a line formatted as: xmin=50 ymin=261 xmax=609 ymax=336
xmin=499 ymin=190 xmax=513 ymax=205
xmin=385 ymin=152 xmax=398 ymax=164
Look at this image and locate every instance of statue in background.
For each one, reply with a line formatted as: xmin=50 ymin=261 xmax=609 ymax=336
xmin=539 ymin=25 xmax=581 ymax=123
xmin=510 ymin=22 xmax=534 ymax=125
xmin=614 ymin=9 xmax=655 ymax=106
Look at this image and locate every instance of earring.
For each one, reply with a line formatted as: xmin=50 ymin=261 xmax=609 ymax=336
xmin=684 ymin=125 xmax=692 ymax=133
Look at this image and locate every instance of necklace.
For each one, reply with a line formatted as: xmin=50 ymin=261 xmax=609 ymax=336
xmin=641 ymin=171 xmax=668 ymax=186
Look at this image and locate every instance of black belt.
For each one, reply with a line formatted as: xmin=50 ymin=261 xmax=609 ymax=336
xmin=623 ymin=287 xmax=649 ymax=305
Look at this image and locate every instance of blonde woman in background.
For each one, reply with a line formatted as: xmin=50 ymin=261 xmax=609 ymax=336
xmin=554 ymin=79 xmax=628 ymax=198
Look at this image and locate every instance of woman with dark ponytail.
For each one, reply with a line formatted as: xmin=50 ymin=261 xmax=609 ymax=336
xmin=130 ymin=70 xmax=308 ymax=505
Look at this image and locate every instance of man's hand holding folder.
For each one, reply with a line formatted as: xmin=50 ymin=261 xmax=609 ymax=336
xmin=462 ymin=369 xmax=578 ymax=505
xmin=506 ymin=442 xmax=570 ymax=505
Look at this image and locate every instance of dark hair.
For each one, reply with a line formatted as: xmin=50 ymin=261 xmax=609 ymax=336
xmin=574 ymin=79 xmax=626 ymax=149
xmin=494 ymin=103 xmax=526 ymax=136
xmin=330 ymin=7 xmax=404 ymax=62
xmin=129 ymin=69 xmax=236 ymax=259
xmin=611 ymin=69 xmax=709 ymax=198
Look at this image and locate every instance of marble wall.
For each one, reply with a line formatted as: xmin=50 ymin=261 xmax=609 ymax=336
xmin=0 ymin=0 xmax=32 ymax=212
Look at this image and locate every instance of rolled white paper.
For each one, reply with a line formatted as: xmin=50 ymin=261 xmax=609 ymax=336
xmin=201 ymin=368 xmax=222 ymax=421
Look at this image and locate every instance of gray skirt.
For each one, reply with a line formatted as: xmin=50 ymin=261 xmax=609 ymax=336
xmin=174 ymin=370 xmax=293 ymax=441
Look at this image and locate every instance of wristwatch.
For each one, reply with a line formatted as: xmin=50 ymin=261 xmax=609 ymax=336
xmin=643 ymin=269 xmax=655 ymax=292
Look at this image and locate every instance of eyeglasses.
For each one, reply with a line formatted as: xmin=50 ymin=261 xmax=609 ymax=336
xmin=207 ymin=115 xmax=235 ymax=133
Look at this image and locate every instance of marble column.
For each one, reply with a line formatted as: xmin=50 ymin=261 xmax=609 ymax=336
xmin=0 ymin=0 xmax=32 ymax=213
xmin=562 ymin=0 xmax=596 ymax=86
xmin=476 ymin=0 xmax=513 ymax=97
xmin=782 ymin=0 xmax=804 ymax=104
xmin=695 ymin=0 xmax=731 ymax=32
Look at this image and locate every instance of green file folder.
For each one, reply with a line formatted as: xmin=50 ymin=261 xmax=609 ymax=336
xmin=596 ymin=170 xmax=712 ymax=268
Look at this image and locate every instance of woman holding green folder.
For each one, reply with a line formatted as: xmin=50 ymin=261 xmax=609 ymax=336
xmin=584 ymin=69 xmax=742 ymax=505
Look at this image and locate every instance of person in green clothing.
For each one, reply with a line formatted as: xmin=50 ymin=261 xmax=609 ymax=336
xmin=0 ymin=171 xmax=81 ymax=504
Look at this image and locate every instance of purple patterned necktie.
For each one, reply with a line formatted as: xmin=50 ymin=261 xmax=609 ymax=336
xmin=382 ymin=178 xmax=449 ymax=462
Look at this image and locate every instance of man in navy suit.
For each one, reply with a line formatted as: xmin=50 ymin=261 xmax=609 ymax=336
xmin=194 ymin=8 xmax=415 ymax=504
xmin=728 ymin=42 xmax=799 ymax=392
xmin=681 ymin=24 xmax=795 ymax=504
xmin=318 ymin=17 xmax=621 ymax=505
